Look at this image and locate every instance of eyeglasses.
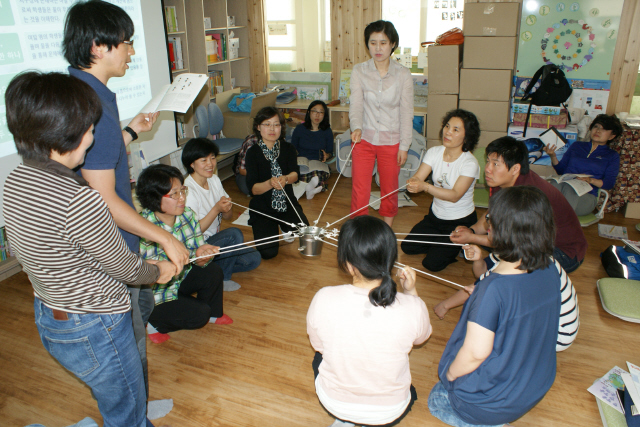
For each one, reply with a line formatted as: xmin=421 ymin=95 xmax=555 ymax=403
xmin=309 ymin=109 xmax=325 ymax=115
xmin=122 ymin=40 xmax=134 ymax=48
xmin=260 ymin=123 xmax=281 ymax=129
xmin=163 ymin=186 xmax=189 ymax=200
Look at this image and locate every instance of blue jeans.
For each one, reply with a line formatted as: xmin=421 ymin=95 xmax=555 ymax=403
xmin=34 ymin=298 xmax=152 ymax=427
xmin=206 ymin=227 xmax=261 ymax=281
xmin=552 ymin=247 xmax=582 ymax=274
xmin=428 ymin=382 xmax=504 ymax=427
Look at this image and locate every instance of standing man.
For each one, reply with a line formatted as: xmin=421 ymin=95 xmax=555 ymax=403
xmin=62 ymin=0 xmax=189 ymax=401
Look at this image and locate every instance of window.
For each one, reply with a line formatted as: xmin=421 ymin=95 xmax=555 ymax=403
xmin=265 ymin=0 xmax=331 ymax=72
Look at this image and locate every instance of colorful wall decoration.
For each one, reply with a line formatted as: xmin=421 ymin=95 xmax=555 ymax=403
xmin=516 ymin=0 xmax=624 ymax=80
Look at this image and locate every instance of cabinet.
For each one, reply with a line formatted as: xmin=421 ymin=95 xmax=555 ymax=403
xmin=162 ymin=0 xmax=252 ymax=142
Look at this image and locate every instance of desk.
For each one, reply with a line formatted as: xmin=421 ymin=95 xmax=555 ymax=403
xmin=605 ymin=125 xmax=640 ymax=213
xmin=277 ymin=99 xmax=428 ymax=136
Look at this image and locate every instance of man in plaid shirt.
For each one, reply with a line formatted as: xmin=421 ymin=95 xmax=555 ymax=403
xmin=234 ymin=134 xmax=259 ymax=195
xmin=137 ymin=164 xmax=233 ymax=343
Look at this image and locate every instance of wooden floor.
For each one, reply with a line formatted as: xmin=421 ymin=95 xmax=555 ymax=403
xmin=1 ymin=175 xmax=638 ymax=427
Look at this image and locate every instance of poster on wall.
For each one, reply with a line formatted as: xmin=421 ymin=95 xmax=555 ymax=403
xmin=516 ymin=0 xmax=624 ymax=81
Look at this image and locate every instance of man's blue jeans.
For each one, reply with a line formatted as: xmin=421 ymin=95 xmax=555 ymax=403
xmin=428 ymin=381 xmax=504 ymax=427
xmin=207 ymin=227 xmax=261 ymax=281
xmin=34 ymin=298 xmax=151 ymax=427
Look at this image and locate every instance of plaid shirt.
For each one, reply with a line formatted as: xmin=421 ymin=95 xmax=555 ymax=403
xmin=235 ymin=134 xmax=259 ymax=174
xmin=140 ymin=207 xmax=205 ymax=305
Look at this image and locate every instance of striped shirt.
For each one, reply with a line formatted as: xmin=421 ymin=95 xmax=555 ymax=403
xmin=2 ymin=159 xmax=159 ymax=314
xmin=139 ymin=207 xmax=205 ymax=305
xmin=483 ymin=254 xmax=579 ymax=351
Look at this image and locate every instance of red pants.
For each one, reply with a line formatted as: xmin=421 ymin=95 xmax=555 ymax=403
xmin=350 ymin=139 xmax=400 ymax=218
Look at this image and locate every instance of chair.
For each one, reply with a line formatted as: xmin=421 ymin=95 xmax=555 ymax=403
xmin=597 ymin=277 xmax=640 ymax=323
xmin=578 ymin=188 xmax=609 ymax=227
xmin=193 ymin=103 xmax=244 ymax=155
xmin=472 ymin=147 xmax=490 ymax=208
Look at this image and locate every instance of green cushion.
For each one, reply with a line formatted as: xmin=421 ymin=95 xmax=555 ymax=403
xmin=473 ymin=148 xmax=486 ymax=186
xmin=597 ymin=278 xmax=640 ymax=323
xmin=474 ymin=187 xmax=490 ymax=208
xmin=579 ymin=213 xmax=598 ymax=226
xmin=596 ymin=395 xmax=627 ymax=427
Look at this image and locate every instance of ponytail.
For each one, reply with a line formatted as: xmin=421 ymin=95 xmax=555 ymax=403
xmin=369 ymin=271 xmax=397 ymax=308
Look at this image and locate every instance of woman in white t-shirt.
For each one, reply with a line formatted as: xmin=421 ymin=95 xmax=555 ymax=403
xmin=400 ymin=109 xmax=480 ymax=272
xmin=182 ymin=138 xmax=261 ymax=291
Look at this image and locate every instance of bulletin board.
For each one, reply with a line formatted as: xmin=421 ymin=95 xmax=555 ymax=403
xmin=516 ymin=0 xmax=624 ymax=80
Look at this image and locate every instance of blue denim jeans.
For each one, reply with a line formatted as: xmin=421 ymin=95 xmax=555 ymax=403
xmin=428 ymin=382 xmax=504 ymax=427
xmin=206 ymin=227 xmax=261 ymax=281
xmin=552 ymin=247 xmax=582 ymax=274
xmin=34 ymin=298 xmax=151 ymax=427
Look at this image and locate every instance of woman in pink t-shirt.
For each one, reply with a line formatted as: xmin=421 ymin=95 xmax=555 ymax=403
xmin=307 ymin=216 xmax=432 ymax=427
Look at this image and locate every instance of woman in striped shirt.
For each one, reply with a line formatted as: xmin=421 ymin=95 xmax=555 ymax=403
xmin=3 ymin=71 xmax=176 ymax=427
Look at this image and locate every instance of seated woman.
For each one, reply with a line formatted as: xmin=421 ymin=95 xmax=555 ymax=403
xmin=544 ymin=114 xmax=622 ymax=216
xmin=136 ymin=164 xmax=232 ymax=344
xmin=246 ymin=107 xmax=309 ymax=259
xmin=3 ymin=71 xmax=176 ymax=426
xmin=400 ymin=109 xmax=480 ymax=272
xmin=234 ymin=133 xmax=259 ymax=196
xmin=291 ymin=100 xmax=334 ymax=199
xmin=429 ymin=186 xmax=561 ymax=427
xmin=181 ymin=138 xmax=261 ymax=292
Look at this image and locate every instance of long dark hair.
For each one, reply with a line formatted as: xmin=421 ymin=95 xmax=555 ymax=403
xmin=337 ymin=216 xmax=398 ymax=307
xmin=488 ymin=186 xmax=555 ymax=272
xmin=303 ymin=100 xmax=330 ymax=131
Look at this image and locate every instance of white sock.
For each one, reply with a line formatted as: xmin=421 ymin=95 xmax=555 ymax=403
xmin=328 ymin=419 xmax=355 ymax=427
xmin=305 ymin=176 xmax=319 ymax=192
xmin=146 ymin=323 xmax=159 ymax=334
xmin=147 ymin=399 xmax=173 ymax=420
xmin=306 ymin=185 xmax=323 ymax=200
xmin=209 ymin=317 xmax=218 ymax=323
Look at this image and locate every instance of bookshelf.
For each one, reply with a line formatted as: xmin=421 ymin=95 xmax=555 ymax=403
xmin=0 ymin=257 xmax=21 ymax=282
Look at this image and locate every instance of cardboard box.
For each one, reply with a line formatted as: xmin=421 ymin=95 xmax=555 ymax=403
xmin=625 ymin=203 xmax=640 ymax=219
xmin=459 ymin=100 xmax=510 ymax=132
xmin=512 ymin=112 xmax=568 ymax=129
xmin=476 ymin=131 xmax=507 ymax=149
xmin=511 ymin=102 xmax=562 ymax=115
xmin=229 ymin=47 xmax=239 ymax=59
xmin=463 ymin=3 xmax=520 ymax=36
xmin=216 ymin=89 xmax=278 ymax=139
xmin=427 ymin=94 xmax=458 ymax=140
xmin=459 ymin=69 xmax=512 ymax=101
xmin=463 ymin=37 xmax=517 ymax=69
xmin=427 ymin=45 xmax=462 ymax=94
xmin=427 ymin=139 xmax=441 ymax=150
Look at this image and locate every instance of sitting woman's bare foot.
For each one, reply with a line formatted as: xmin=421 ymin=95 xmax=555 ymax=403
xmin=434 ymin=302 xmax=449 ymax=320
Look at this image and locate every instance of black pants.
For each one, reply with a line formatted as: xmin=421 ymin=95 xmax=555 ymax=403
xmin=249 ymin=202 xmax=309 ymax=260
xmin=401 ymin=205 xmax=477 ymax=272
xmin=312 ymin=352 xmax=418 ymax=427
xmin=148 ymin=261 xmax=224 ymax=333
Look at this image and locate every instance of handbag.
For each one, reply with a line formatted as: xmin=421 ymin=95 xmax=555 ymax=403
xmin=421 ymin=27 xmax=464 ymax=47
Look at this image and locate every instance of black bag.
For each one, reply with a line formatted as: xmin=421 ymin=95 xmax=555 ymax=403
xmin=520 ymin=64 xmax=573 ymax=137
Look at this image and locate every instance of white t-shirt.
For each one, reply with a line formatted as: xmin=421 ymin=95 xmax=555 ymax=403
xmin=423 ymin=146 xmax=479 ymax=220
xmin=184 ymin=174 xmax=228 ymax=239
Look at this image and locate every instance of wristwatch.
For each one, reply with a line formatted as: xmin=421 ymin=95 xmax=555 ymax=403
xmin=123 ymin=126 xmax=138 ymax=141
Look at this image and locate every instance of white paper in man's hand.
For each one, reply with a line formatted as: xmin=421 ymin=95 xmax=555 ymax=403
xmin=140 ymin=74 xmax=208 ymax=114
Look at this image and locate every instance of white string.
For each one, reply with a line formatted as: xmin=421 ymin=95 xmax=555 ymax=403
xmin=395 ymin=233 xmax=452 ymax=237
xmin=326 ymin=183 xmax=409 ymax=229
xmin=315 ymin=141 xmax=357 ymax=225
xmin=276 ymin=177 xmax=306 ymax=225
xmin=319 ymin=237 xmax=465 ymax=290
xmin=399 ymin=239 xmax=463 ymax=247
xmin=189 ymin=234 xmax=291 ymax=263
xmin=229 ymin=200 xmax=297 ymax=228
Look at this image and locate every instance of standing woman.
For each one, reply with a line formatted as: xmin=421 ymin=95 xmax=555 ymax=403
xmin=349 ymin=20 xmax=414 ymax=227
xmin=246 ymin=107 xmax=310 ymax=259
xmin=401 ymin=109 xmax=480 ymax=272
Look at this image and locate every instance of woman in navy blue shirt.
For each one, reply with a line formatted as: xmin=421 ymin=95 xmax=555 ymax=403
xmin=291 ymin=100 xmax=333 ymax=199
xmin=429 ymin=186 xmax=560 ymax=427
xmin=544 ymin=114 xmax=622 ymax=215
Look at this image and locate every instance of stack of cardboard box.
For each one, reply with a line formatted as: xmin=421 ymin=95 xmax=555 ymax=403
xmin=458 ymin=2 xmax=520 ymax=150
xmin=426 ymin=44 xmax=462 ymax=150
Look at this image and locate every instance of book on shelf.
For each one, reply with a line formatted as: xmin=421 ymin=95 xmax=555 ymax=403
xmin=167 ymin=36 xmax=184 ymax=70
xmin=0 ymin=226 xmax=7 ymax=261
xmin=140 ymin=73 xmax=209 ymax=114
xmin=208 ymin=70 xmax=224 ymax=97
xmin=206 ymin=32 xmax=226 ymax=62
xmin=168 ymin=41 xmax=175 ymax=70
xmin=164 ymin=6 xmax=178 ymax=33
xmin=176 ymin=116 xmax=186 ymax=139
xmin=205 ymin=35 xmax=218 ymax=63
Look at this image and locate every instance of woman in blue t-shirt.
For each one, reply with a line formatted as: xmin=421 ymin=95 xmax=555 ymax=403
xmin=291 ymin=100 xmax=333 ymax=199
xmin=429 ymin=186 xmax=561 ymax=427
xmin=544 ymin=114 xmax=622 ymax=215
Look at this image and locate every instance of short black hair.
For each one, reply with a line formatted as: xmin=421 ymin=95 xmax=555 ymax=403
xmin=590 ymin=114 xmax=623 ymax=144
xmin=136 ymin=164 xmax=185 ymax=213
xmin=364 ymin=20 xmax=399 ymax=56
xmin=485 ymin=136 xmax=530 ymax=175
xmin=252 ymin=106 xmax=285 ymax=142
xmin=304 ymin=100 xmax=331 ymax=131
xmin=338 ymin=216 xmax=398 ymax=308
xmin=63 ymin=0 xmax=134 ymax=69
xmin=181 ymin=138 xmax=219 ymax=175
xmin=488 ymin=186 xmax=554 ymax=272
xmin=439 ymin=109 xmax=481 ymax=153
xmin=5 ymin=71 xmax=102 ymax=162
